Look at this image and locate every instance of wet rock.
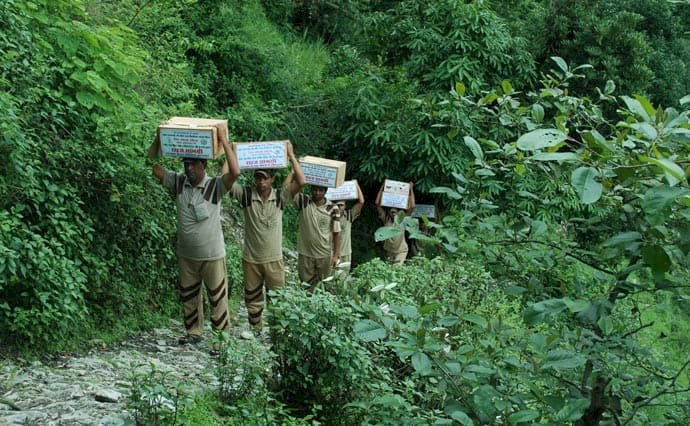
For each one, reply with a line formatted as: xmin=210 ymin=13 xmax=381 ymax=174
xmin=94 ymin=389 xmax=122 ymax=403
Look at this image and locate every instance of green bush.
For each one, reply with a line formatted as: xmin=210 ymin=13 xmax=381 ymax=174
xmin=0 ymin=0 xmax=179 ymax=352
xmin=213 ymin=333 xmax=275 ymax=404
xmin=268 ymin=285 xmax=384 ymax=423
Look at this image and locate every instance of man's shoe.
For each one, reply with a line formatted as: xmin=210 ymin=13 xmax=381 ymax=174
xmin=177 ymin=335 xmax=202 ymax=345
xmin=210 ymin=342 xmax=222 ymax=356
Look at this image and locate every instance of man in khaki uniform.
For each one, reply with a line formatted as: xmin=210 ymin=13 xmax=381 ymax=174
xmin=332 ymin=181 xmax=364 ymax=274
xmin=147 ymin=136 xmax=240 ymax=345
xmin=231 ymin=142 xmax=305 ymax=333
xmin=294 ymin=185 xmax=341 ymax=286
xmin=375 ymin=182 xmax=415 ymax=265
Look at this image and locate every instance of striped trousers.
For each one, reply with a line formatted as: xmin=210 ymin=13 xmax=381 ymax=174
xmin=178 ymin=256 xmax=230 ymax=337
xmin=242 ymin=259 xmax=284 ymax=331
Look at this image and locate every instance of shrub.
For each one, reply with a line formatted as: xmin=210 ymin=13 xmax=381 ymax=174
xmin=268 ymin=285 xmax=384 ymax=423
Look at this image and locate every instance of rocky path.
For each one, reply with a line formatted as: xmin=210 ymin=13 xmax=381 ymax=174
xmin=0 ymin=319 xmax=247 ymax=426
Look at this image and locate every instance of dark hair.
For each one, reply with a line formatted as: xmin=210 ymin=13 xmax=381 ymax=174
xmin=183 ymin=158 xmax=207 ymax=165
xmin=254 ymin=169 xmax=275 ymax=177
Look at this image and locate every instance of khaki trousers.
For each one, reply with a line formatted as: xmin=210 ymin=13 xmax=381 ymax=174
xmin=243 ymin=259 xmax=284 ymax=330
xmin=178 ymin=256 xmax=230 ymax=337
xmin=298 ymin=254 xmax=332 ymax=285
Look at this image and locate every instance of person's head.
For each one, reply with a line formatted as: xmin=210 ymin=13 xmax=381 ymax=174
xmin=254 ymin=169 xmax=275 ymax=193
xmin=182 ymin=158 xmax=207 ymax=185
xmin=334 ymin=200 xmax=346 ymax=213
xmin=387 ymin=207 xmax=400 ymax=217
xmin=310 ymin=185 xmax=327 ymax=202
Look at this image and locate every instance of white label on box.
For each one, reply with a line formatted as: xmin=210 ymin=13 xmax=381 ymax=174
xmin=236 ymin=142 xmax=287 ymax=169
xmin=384 ymin=180 xmax=410 ymax=195
xmin=160 ymin=128 xmax=214 ymax=159
xmin=326 ymin=180 xmax=358 ymax=201
xmin=412 ymin=204 xmax=436 ymax=218
xmin=301 ymin=163 xmax=339 ymax=188
xmin=381 ymin=192 xmax=409 ymax=209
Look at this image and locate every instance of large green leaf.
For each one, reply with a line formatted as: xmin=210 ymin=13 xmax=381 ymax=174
xmin=541 ymin=349 xmax=586 ymax=371
xmin=411 ymin=352 xmax=433 ymax=375
xmin=449 ymin=410 xmax=473 ymax=426
xmin=375 ymin=226 xmax=402 ymax=242
xmin=530 ymin=152 xmax=579 ymax=162
xmin=517 ymin=129 xmax=567 ymax=151
xmin=642 ymin=185 xmax=690 ymax=225
xmin=430 ymin=186 xmax=463 ymax=200
xmin=571 ymin=167 xmax=602 ymax=204
xmin=461 ymin=313 xmax=487 ymax=328
xmin=556 ymin=398 xmax=589 ymax=422
xmin=602 ymin=231 xmax=642 ymax=248
xmin=508 ymin=409 xmax=539 ymax=423
xmin=621 ymin=96 xmax=651 ymax=122
xmin=641 ymin=244 xmax=671 ymax=273
xmin=551 ymin=56 xmax=568 ymax=73
xmin=582 ymin=129 xmax=613 ymax=153
xmin=523 ymin=299 xmax=568 ymax=325
xmin=354 ymin=319 xmax=387 ymax=341
xmin=464 ymin=136 xmax=484 ymax=162
xmin=640 ymin=156 xmax=686 ymax=186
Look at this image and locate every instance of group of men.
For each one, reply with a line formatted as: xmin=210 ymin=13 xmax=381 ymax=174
xmin=146 ymin=138 xmax=366 ymax=346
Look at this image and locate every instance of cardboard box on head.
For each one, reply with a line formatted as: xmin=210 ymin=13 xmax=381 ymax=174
xmin=380 ymin=179 xmax=410 ymax=209
xmin=233 ymin=141 xmax=289 ymax=170
xmin=158 ymin=117 xmax=228 ymax=159
xmin=326 ymin=180 xmax=358 ymax=201
xmin=299 ymin=156 xmax=346 ymax=188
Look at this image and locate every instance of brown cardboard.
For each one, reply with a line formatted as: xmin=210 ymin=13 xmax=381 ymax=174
xmin=380 ymin=179 xmax=410 ymax=209
xmin=326 ymin=180 xmax=359 ymax=201
xmin=233 ymin=141 xmax=289 ymax=170
xmin=299 ymin=156 xmax=347 ymax=188
xmin=158 ymin=117 xmax=228 ymax=159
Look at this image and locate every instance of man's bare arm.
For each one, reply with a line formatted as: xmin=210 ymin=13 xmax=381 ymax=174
xmin=221 ymin=140 xmax=241 ymax=190
xmin=284 ymin=141 xmax=306 ymax=196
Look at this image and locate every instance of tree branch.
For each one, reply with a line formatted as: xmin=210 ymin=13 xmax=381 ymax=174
xmin=488 ymin=239 xmax=616 ymax=276
xmin=621 ymin=322 xmax=654 ymax=339
xmin=621 ymin=358 xmax=690 ymax=425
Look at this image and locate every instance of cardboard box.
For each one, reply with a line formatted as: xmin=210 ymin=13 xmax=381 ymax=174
xmin=326 ymin=180 xmax=359 ymax=201
xmin=158 ymin=117 xmax=228 ymax=159
xmin=380 ymin=179 xmax=410 ymax=209
xmin=412 ymin=204 xmax=437 ymax=219
xmin=299 ymin=156 xmax=346 ymax=188
xmin=233 ymin=141 xmax=288 ymax=170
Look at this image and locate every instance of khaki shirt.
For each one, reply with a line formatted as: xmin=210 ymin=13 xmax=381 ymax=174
xmin=232 ymin=184 xmax=292 ymax=263
xmin=162 ymin=170 xmax=227 ymax=261
xmin=295 ymin=193 xmax=341 ymax=258
xmin=338 ymin=207 xmax=360 ymax=256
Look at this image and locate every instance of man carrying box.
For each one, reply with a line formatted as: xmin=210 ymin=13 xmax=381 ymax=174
xmin=375 ymin=181 xmax=416 ymax=265
xmin=146 ymin=133 xmax=241 ymax=349
xmin=332 ymin=181 xmax=365 ymax=274
xmin=230 ymin=142 xmax=306 ymax=335
xmin=288 ymin=175 xmax=341 ymax=286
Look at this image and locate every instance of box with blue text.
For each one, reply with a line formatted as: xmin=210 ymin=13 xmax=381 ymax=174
xmin=233 ymin=141 xmax=288 ymax=170
xmin=299 ymin=156 xmax=346 ymax=188
xmin=158 ymin=117 xmax=227 ymax=159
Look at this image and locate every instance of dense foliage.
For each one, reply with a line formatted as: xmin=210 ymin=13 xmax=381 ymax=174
xmin=2 ymin=0 xmax=689 ymax=424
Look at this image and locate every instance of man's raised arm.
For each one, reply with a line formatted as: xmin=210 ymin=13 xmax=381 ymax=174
xmin=284 ymin=141 xmax=306 ymax=196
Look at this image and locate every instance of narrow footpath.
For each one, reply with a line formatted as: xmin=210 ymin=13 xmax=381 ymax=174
xmin=0 ymin=316 xmax=253 ymax=426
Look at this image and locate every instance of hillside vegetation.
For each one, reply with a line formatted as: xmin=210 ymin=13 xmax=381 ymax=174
xmin=1 ymin=0 xmax=689 ymax=424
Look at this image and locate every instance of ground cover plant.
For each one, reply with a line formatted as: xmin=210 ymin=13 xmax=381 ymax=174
xmin=2 ymin=1 xmax=689 ymax=424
